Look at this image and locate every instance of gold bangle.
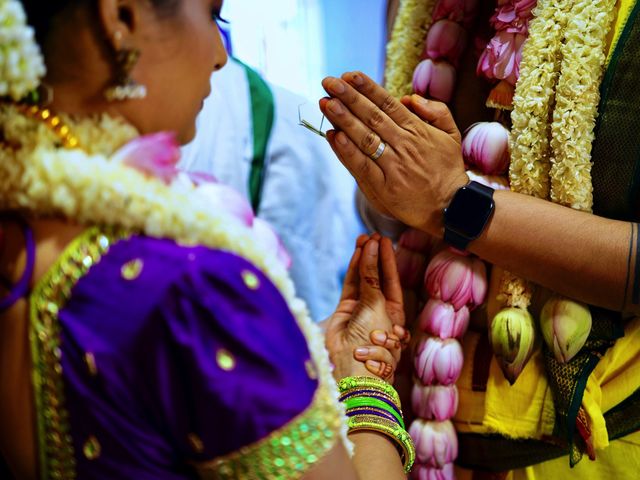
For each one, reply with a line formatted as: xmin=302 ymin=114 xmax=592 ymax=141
xmin=337 ymin=376 xmax=401 ymax=406
xmin=347 ymin=414 xmax=416 ymax=473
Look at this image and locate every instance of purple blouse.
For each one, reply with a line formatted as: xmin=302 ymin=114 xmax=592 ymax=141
xmin=30 ymin=228 xmax=341 ymax=479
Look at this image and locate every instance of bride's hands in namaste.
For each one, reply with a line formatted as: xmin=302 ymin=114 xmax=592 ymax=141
xmin=325 ymin=233 xmax=408 ymax=383
xmin=319 ymin=71 xmax=468 ymax=237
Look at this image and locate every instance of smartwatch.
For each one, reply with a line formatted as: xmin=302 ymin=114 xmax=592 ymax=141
xmin=443 ymin=180 xmax=495 ymax=251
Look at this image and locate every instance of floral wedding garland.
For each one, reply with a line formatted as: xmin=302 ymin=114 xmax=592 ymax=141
xmin=379 ymin=0 xmax=617 ymax=476
xmin=0 ymin=0 xmax=350 ymax=456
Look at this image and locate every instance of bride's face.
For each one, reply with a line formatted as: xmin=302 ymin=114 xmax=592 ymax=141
xmin=127 ymin=0 xmax=228 ymax=143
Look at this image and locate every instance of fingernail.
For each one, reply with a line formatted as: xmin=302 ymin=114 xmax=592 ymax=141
xmin=367 ymin=360 xmax=382 ymax=370
xmin=331 ymin=79 xmax=346 ymax=94
xmin=372 ymin=330 xmax=387 ymax=343
xmin=328 ymin=100 xmax=343 ymax=115
xmin=351 ymin=73 xmax=364 ymax=86
xmin=336 ymin=132 xmax=348 ymax=146
xmin=355 ymin=347 xmax=369 ymax=357
xmin=415 ymin=95 xmax=429 ymax=106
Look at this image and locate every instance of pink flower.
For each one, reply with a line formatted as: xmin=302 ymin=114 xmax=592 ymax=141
xmin=112 ymin=132 xmax=181 ymax=184
xmin=194 ymin=182 xmax=255 ymax=227
xmin=411 ymin=463 xmax=455 ymax=480
xmin=466 ymin=170 xmax=510 ymax=190
xmin=184 ymin=170 xmax=218 ymax=186
xmin=412 ymin=59 xmax=457 ymax=103
xmin=412 ymin=383 xmax=459 ymax=421
xmin=398 ymin=228 xmax=433 ymax=253
xmin=396 ymin=246 xmax=429 ymax=289
xmin=252 ymin=218 xmax=292 ymax=269
xmin=414 ymin=337 xmax=463 ymax=385
xmin=491 ymin=0 xmax=537 ymax=34
xmin=418 ymin=299 xmax=470 ymax=339
xmin=425 ymin=20 xmax=468 ymax=66
xmin=409 ymin=419 xmax=458 ymax=468
xmin=477 ymin=31 xmax=526 ymax=86
xmin=424 ymin=249 xmax=487 ymax=310
xmin=462 ymin=122 xmax=510 ymax=175
xmin=432 ymin=0 xmax=479 ymax=28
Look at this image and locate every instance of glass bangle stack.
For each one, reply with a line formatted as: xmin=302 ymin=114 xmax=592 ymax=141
xmin=338 ymin=376 xmax=416 ymax=473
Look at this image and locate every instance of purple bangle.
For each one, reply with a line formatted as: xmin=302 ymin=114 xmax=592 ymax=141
xmin=340 ymin=389 xmax=402 ymax=417
xmin=346 ymin=407 xmax=400 ymax=425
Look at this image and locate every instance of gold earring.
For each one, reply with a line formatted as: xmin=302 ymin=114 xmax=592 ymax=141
xmin=104 ymin=47 xmax=147 ymax=102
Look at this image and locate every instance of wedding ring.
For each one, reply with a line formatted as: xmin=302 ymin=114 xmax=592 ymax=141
xmin=370 ymin=141 xmax=386 ymax=161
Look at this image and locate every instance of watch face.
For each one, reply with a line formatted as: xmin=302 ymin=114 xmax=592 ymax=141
xmin=444 ymin=185 xmax=495 ymax=237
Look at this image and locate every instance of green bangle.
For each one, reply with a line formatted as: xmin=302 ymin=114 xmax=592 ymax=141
xmin=347 ymin=414 xmax=416 ymax=473
xmin=337 ymin=376 xmax=401 ymax=406
xmin=344 ymin=396 xmax=405 ymax=430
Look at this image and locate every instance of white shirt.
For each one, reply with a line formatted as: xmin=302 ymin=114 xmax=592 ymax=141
xmin=180 ymin=60 xmax=361 ymax=321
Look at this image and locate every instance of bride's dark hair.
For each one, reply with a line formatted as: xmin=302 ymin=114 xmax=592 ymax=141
xmin=19 ymin=0 xmax=180 ymax=44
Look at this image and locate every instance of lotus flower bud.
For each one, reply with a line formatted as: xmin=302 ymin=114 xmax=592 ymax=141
xmin=466 ymin=169 xmax=510 ymax=191
xmin=489 ymin=307 xmax=537 ymax=384
xmin=252 ymin=218 xmax=292 ymax=269
xmin=112 ymin=132 xmax=180 ymax=184
xmin=411 ymin=463 xmax=455 ymax=480
xmin=399 ymin=228 xmax=434 ymax=253
xmin=433 ymin=0 xmax=479 ymax=28
xmin=462 ymin=122 xmax=510 ymax=175
xmin=424 ymin=249 xmax=487 ymax=310
xmin=477 ymin=31 xmax=526 ymax=86
xmin=540 ymin=296 xmax=592 ymax=364
xmin=414 ymin=337 xmax=463 ymax=385
xmin=396 ymin=246 xmax=429 ymax=289
xmin=355 ymin=188 xmax=405 ymax=240
xmin=409 ymin=419 xmax=458 ymax=468
xmin=412 ymin=59 xmax=457 ymax=103
xmin=194 ymin=182 xmax=255 ymax=227
xmin=425 ymin=20 xmax=468 ymax=66
xmin=418 ymin=298 xmax=470 ymax=339
xmin=412 ymin=383 xmax=459 ymax=421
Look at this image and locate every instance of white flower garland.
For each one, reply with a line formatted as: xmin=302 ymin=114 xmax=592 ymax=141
xmin=0 ymin=0 xmax=46 ymax=101
xmin=549 ymin=0 xmax=617 ymax=212
xmin=499 ymin=0 xmax=613 ymax=311
xmin=385 ymin=0 xmax=438 ymax=98
xmin=0 ymin=104 xmax=350 ymax=450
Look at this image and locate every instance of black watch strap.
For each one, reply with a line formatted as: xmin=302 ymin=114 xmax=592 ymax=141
xmin=443 ymin=228 xmax=472 ymax=251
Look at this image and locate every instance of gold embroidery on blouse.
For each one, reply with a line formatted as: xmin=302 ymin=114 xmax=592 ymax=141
xmin=192 ymin=381 xmax=341 ymax=479
xmin=216 ymin=349 xmax=236 ymax=372
xmin=241 ymin=270 xmax=260 ymax=290
xmin=84 ymin=352 xmax=98 ymax=377
xmin=30 ymin=227 xmax=128 ymax=480
xmin=120 ymin=258 xmax=143 ymax=280
xmin=188 ymin=433 xmax=205 ymax=454
xmin=82 ymin=435 xmax=102 ymax=460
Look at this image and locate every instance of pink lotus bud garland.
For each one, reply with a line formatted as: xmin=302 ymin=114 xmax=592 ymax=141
xmin=462 ymin=122 xmax=511 ymax=175
xmin=412 ymin=383 xmax=459 ymax=421
xmin=415 ymin=336 xmax=464 ymax=385
xmin=409 ymin=419 xmax=458 ymax=468
xmin=411 ymin=0 xmax=478 ymax=105
xmin=419 ymin=298 xmax=470 ymax=339
xmin=411 ymin=463 xmax=456 ymax=480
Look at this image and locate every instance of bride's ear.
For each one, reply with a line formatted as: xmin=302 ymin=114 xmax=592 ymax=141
xmin=97 ymin=0 xmax=143 ymax=52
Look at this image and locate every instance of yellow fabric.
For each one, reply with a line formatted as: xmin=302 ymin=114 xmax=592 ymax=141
xmin=606 ymin=0 xmax=636 ymax=65
xmin=455 ymin=430 xmax=640 ymax=480
xmin=454 ymin=1 xmax=640 ymax=476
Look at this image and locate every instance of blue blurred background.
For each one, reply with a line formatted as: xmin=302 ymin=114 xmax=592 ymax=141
xmin=220 ymin=0 xmax=388 ymax=101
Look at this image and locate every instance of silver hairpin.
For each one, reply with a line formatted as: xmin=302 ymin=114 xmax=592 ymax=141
xmin=298 ymin=104 xmax=326 ymax=138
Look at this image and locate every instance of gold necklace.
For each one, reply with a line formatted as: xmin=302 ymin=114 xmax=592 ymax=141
xmin=14 ymin=103 xmax=80 ymax=149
